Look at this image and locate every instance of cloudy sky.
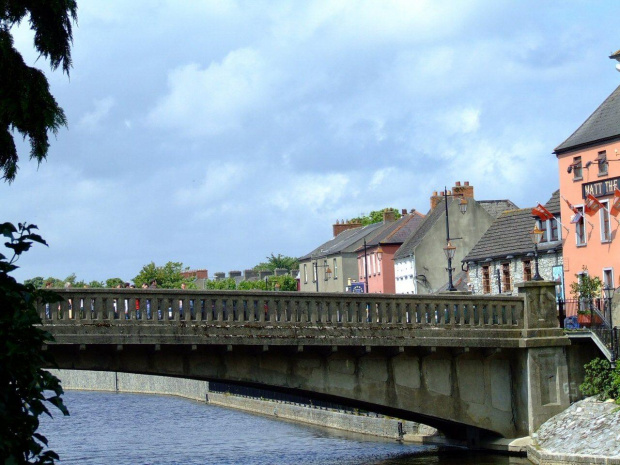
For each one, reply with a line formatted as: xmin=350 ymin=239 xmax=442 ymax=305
xmin=2 ymin=0 xmax=620 ymax=283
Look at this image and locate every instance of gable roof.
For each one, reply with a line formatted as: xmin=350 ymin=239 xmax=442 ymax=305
xmin=478 ymin=200 xmax=519 ymax=219
xmin=462 ymin=208 xmax=561 ymax=263
xmin=555 ymin=84 xmax=620 ymax=154
xmin=544 ymin=189 xmax=560 ymax=215
xmin=362 ymin=211 xmax=426 ymax=248
xmin=393 ymin=198 xmax=454 ymax=260
xmin=298 ymin=221 xmax=385 ymax=261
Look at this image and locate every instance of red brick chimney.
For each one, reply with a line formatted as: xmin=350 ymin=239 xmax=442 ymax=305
xmin=333 ymin=219 xmax=362 ymax=237
xmin=430 ymin=182 xmax=475 ymax=210
xmin=452 ymin=181 xmax=474 ymax=200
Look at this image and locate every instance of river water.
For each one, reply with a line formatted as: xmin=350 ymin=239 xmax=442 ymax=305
xmin=40 ymin=391 xmax=530 ymax=465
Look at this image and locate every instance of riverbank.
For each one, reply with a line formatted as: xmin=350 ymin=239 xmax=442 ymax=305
xmin=50 ymin=369 xmax=438 ymax=444
xmin=528 ymin=397 xmax=620 ymax=464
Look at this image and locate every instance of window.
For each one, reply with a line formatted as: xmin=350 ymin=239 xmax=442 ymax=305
xmin=523 ymin=260 xmax=532 ymax=281
xmin=482 ymin=266 xmax=491 ymax=294
xmin=377 ymin=254 xmax=381 ymax=274
xmin=371 ymin=255 xmax=376 ymax=275
xmin=312 ymin=262 xmax=317 ymax=282
xmin=575 ymin=206 xmax=586 ymax=246
xmin=333 ymin=258 xmax=338 ymax=279
xmin=536 ymin=219 xmax=548 ymax=243
xmin=502 ymin=263 xmax=512 ymax=293
xmin=572 ymin=156 xmax=582 ymax=180
xmin=603 ymin=268 xmax=614 ymax=291
xmin=304 ymin=264 xmax=308 ymax=283
xmin=323 ymin=260 xmax=328 ymax=281
xmin=597 ymin=151 xmax=608 ymax=176
xmin=549 ymin=218 xmax=559 ymax=242
xmin=600 ymin=200 xmax=611 ymax=243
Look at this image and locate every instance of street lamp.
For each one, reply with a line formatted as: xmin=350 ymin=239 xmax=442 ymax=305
xmin=312 ymin=259 xmax=333 ymax=292
xmin=443 ymin=187 xmax=468 ymax=292
xmin=603 ymin=285 xmax=616 ymax=366
xmin=529 ymin=226 xmax=544 ymax=281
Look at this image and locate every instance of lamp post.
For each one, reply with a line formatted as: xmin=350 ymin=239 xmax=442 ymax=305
xmin=603 ymin=285 xmax=616 ymax=366
xmin=529 ymin=226 xmax=544 ymax=281
xmin=363 ymin=238 xmax=369 ymax=293
xmin=443 ymin=187 xmax=468 ymax=292
xmin=312 ymin=259 xmax=332 ymax=292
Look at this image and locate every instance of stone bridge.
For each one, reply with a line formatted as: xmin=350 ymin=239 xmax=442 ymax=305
xmin=38 ymin=281 xmax=570 ymax=444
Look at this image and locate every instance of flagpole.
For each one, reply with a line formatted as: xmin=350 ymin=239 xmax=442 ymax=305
xmin=561 ymin=195 xmax=594 ymax=227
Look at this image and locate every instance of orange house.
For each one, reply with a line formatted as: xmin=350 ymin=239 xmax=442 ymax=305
xmin=554 ymin=64 xmax=620 ymax=295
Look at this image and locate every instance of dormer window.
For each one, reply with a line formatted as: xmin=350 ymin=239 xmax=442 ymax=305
xmin=597 ymin=151 xmax=608 ymax=176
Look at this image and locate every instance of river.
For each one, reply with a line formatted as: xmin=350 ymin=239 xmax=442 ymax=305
xmin=40 ymin=391 xmax=530 ymax=464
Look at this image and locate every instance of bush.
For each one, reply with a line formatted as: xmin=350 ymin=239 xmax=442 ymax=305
xmin=0 ymin=222 xmax=68 ymax=463
xmin=579 ymin=358 xmax=620 ymax=402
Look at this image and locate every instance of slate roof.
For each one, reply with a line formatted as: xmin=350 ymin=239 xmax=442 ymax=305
xmin=555 ymin=84 xmax=620 ymax=154
xmin=462 ymin=208 xmax=561 ymax=263
xmin=435 ymin=270 xmax=470 ymax=293
xmin=478 ymin=200 xmax=519 ymax=219
xmin=393 ymin=198 xmax=454 ymax=260
xmin=544 ymin=189 xmax=560 ymax=214
xmin=362 ymin=211 xmax=426 ymax=248
xmin=298 ymin=222 xmax=385 ymax=261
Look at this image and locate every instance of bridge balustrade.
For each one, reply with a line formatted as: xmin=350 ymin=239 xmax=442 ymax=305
xmin=38 ymin=289 xmax=525 ymax=329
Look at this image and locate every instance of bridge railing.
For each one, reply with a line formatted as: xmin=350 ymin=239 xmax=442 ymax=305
xmin=37 ymin=289 xmax=525 ymax=329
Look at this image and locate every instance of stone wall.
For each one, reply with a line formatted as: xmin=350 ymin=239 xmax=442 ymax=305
xmin=468 ymin=254 xmax=563 ymax=296
xmin=49 ymin=369 xmax=435 ymax=442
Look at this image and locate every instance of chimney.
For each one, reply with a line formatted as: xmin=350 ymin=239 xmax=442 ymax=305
xmin=401 ymin=208 xmax=407 ymax=215
xmin=383 ymin=209 xmax=396 ymax=223
xmin=431 ymin=182 xmax=475 ymax=210
xmin=333 ymin=219 xmax=362 ymax=237
xmin=430 ymin=190 xmax=444 ymax=210
xmin=453 ymin=181 xmax=474 ymax=199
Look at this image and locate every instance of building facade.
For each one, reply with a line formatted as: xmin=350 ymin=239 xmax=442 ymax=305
xmin=355 ymin=209 xmax=425 ymax=293
xmin=393 ymin=182 xmax=509 ymax=294
xmin=298 ymin=221 xmax=385 ymax=292
xmin=554 ymin=69 xmax=620 ymax=294
xmin=464 ymin=191 xmax=564 ymax=297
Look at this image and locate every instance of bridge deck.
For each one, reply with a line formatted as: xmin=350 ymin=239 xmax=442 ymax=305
xmin=39 ymin=289 xmax=566 ymax=348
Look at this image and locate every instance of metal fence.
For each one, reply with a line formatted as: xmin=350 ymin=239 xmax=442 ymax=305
xmin=560 ymin=297 xmax=618 ymax=363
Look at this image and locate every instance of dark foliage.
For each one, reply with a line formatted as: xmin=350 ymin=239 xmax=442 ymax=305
xmin=0 ymin=222 xmax=68 ymax=464
xmin=0 ymin=0 xmax=77 ymax=182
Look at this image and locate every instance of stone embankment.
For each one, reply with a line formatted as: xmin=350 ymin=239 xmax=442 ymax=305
xmin=50 ymin=369 xmax=436 ymax=443
xmin=528 ymin=398 xmax=620 ymax=464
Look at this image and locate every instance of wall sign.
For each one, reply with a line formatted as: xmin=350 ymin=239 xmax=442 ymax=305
xmin=582 ymin=176 xmax=620 ymax=199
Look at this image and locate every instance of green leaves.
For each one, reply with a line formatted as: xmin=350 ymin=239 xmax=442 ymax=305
xmin=579 ymin=358 xmax=620 ymax=403
xmin=0 ymin=1 xmax=77 ymax=182
xmin=0 ymin=222 xmax=67 ymax=463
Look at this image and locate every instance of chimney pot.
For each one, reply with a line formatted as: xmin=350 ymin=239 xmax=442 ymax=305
xmin=401 ymin=208 xmax=407 ymax=215
xmin=464 ymin=181 xmax=469 ymax=186
xmin=455 ymin=181 xmax=461 ymax=187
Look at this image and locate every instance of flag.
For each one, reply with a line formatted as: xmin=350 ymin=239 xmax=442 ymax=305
xmin=585 ymin=193 xmax=604 ymax=216
xmin=531 ymin=203 xmax=554 ymax=221
xmin=563 ymin=197 xmax=579 ymax=215
xmin=612 ymin=188 xmax=620 ymax=214
xmin=570 ymin=211 xmax=583 ymax=224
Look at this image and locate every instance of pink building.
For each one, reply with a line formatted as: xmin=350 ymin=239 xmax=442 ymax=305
xmin=356 ymin=209 xmax=425 ymax=293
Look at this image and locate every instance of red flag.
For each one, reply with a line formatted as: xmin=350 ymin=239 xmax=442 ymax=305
xmin=563 ymin=197 xmax=579 ymax=215
xmin=531 ymin=203 xmax=554 ymax=221
xmin=612 ymin=188 xmax=620 ymax=214
xmin=585 ymin=193 xmax=604 ymax=216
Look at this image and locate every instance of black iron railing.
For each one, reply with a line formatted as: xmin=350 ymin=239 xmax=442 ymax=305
xmin=560 ymin=297 xmax=618 ymax=364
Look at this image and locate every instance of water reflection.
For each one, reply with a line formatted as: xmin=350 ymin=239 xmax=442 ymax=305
xmin=40 ymin=391 xmax=530 ymax=465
